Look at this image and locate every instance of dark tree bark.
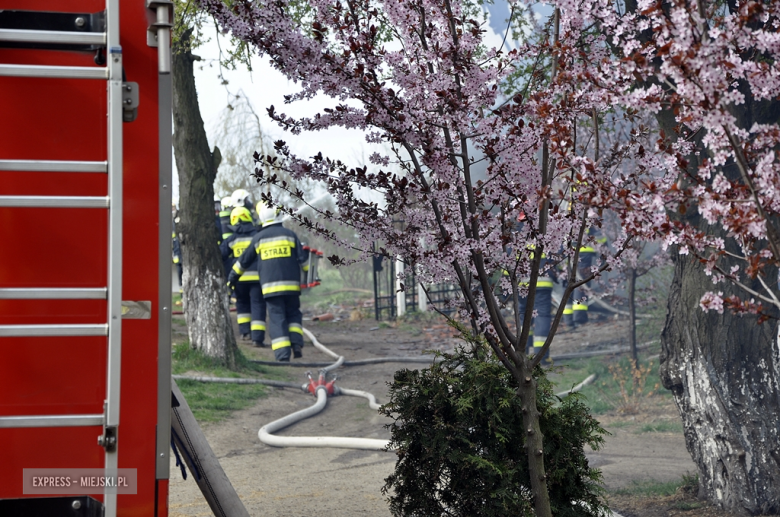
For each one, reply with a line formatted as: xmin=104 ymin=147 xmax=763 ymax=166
xmin=627 ymin=267 xmax=637 ymax=367
xmin=661 ymin=249 xmax=780 ymax=514
xmin=172 ymin=32 xmax=238 ymax=368
xmin=659 ymin=74 xmax=780 ymax=513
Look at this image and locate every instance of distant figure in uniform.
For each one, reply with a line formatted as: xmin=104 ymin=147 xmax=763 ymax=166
xmin=228 ymin=203 xmax=309 ymax=361
xmin=172 ymin=200 xmax=182 ymax=292
xmin=214 ymin=195 xmax=223 ymax=243
xmin=219 ymin=196 xmax=235 ymax=242
xmin=517 ymin=255 xmax=554 ymax=364
xmin=563 ymin=227 xmax=606 ymax=328
xmin=511 ymin=212 xmax=554 ymax=364
xmin=221 ymin=207 xmax=266 ymax=347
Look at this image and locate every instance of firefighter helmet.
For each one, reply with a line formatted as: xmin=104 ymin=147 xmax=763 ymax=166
xmin=221 ymin=196 xmax=234 ymax=210
xmin=231 ymin=189 xmax=252 ymax=209
xmin=257 ymin=202 xmax=282 ymax=227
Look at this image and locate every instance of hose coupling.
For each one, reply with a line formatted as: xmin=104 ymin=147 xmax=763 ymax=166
xmin=307 ymin=371 xmax=336 ymax=396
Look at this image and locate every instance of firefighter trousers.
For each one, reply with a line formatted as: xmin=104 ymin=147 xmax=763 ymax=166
xmin=266 ymin=294 xmax=304 ymax=362
xmin=572 ymin=267 xmax=590 ymax=325
xmin=517 ymin=286 xmax=552 ymax=362
xmin=235 ymin=281 xmax=266 ymax=344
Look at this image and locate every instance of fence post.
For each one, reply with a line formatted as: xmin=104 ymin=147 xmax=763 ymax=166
xmin=417 ymin=282 xmax=427 ymax=312
xmin=395 ymin=256 xmax=406 ymax=317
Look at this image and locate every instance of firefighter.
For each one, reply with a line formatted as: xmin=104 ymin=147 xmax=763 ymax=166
xmin=516 ymin=254 xmax=554 ymax=364
xmin=220 ymin=207 xmax=266 ymax=346
xmin=219 ymin=196 xmax=235 ymax=241
xmin=231 ymin=189 xmax=257 ymax=224
xmin=214 ymin=195 xmax=223 ymax=242
xmin=563 ymin=227 xmax=607 ymax=327
xmin=509 ymin=211 xmax=554 ymax=363
xmin=172 ymin=200 xmax=182 ymax=292
xmin=227 ymin=203 xmax=309 ymax=361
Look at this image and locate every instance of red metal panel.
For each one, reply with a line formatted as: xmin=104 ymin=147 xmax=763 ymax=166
xmin=116 ymin=2 xmax=165 ymax=515
xmin=0 ymin=336 xmax=107 ymax=413
xmin=0 ymin=0 xmax=167 ymax=513
xmin=155 ymin=479 xmax=169 ymax=517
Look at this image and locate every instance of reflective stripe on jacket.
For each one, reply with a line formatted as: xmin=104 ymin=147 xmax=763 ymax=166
xmin=231 ymin=223 xmax=308 ymax=297
xmin=220 ymin=221 xmax=259 ymax=282
xmin=219 ymin=210 xmax=233 ymax=240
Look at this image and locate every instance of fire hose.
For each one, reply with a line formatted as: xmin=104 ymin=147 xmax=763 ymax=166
xmin=175 ymin=328 xmax=626 ymax=451
xmin=253 ymin=328 xmax=390 ymax=450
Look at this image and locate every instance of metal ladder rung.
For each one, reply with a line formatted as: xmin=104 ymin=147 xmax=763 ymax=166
xmin=0 ymin=160 xmax=107 ymax=173
xmin=0 ymin=414 xmax=104 ymax=429
xmin=0 ymin=28 xmax=106 ymax=46
xmin=0 ymin=288 xmax=107 ymax=300
xmin=0 ymin=64 xmax=108 ymax=79
xmin=0 ymin=324 xmax=108 ymax=337
xmin=0 ymin=196 xmax=110 ymax=208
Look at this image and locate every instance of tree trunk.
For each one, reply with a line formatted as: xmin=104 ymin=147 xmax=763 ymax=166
xmin=661 ymin=251 xmax=780 ymax=514
xmin=518 ymin=371 xmax=552 ymax=517
xmin=172 ymin=36 xmax=238 ymax=368
xmin=628 ymin=268 xmax=637 ymax=367
xmin=654 ymin=47 xmax=780 ymax=511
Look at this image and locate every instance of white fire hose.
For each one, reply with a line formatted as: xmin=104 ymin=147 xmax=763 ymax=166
xmin=176 ymin=327 xmax=602 ymax=451
xmin=255 ymin=328 xmax=391 ymax=450
xmin=258 ymin=386 xmax=390 ymax=450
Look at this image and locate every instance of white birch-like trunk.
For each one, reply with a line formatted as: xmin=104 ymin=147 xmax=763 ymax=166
xmin=172 ymin=34 xmax=239 ymax=368
xmin=181 ymin=266 xmax=236 ymax=365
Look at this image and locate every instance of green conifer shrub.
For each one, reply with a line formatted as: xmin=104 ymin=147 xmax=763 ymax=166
xmin=381 ymin=345 xmax=609 ymax=516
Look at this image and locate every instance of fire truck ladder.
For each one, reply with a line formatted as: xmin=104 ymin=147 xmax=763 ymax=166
xmin=0 ymin=3 xmax=128 ymax=516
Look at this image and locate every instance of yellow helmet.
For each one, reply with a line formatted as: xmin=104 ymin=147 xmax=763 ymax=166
xmin=230 ymin=206 xmax=253 ymax=226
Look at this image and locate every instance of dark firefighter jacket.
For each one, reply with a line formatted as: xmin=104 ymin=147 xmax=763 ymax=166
xmin=220 ymin=221 xmax=259 ymax=281
xmin=228 ymin=223 xmax=308 ymax=297
xmin=219 ymin=210 xmax=233 ymax=240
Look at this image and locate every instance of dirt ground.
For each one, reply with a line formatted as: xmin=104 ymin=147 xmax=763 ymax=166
xmin=168 ymin=306 xmax=733 ymax=517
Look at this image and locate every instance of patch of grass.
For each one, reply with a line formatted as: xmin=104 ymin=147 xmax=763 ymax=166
xmin=549 ymin=355 xmax=671 ymax=415
xmin=175 ymin=379 xmax=267 ymax=422
xmin=547 ymin=358 xmax=612 ymax=414
xmin=639 ymin=420 xmax=683 ymax=434
xmin=591 ymin=356 xmax=664 ymax=414
xmin=612 ymin=473 xmax=699 ymax=498
xmin=172 ymin=343 xmax=289 ymax=422
xmin=679 ymin=472 xmax=699 ymax=495
xmin=672 ymin=501 xmax=704 ymax=510
xmin=605 ymin=420 xmax=633 ymax=429
xmin=612 ymin=479 xmax=682 ymax=497
xmin=634 ymin=265 xmax=672 ymax=345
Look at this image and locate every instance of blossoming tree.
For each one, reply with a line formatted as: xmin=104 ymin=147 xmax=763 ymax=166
xmin=196 ymin=0 xmax=650 ymax=513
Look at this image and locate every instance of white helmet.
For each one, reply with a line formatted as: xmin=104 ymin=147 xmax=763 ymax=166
xmin=257 ymin=202 xmax=282 ymax=226
xmin=221 ymin=196 xmax=234 ymax=211
xmin=231 ymin=189 xmax=252 ymax=209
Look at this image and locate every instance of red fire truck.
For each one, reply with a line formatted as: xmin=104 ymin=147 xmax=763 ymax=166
xmin=0 ymin=1 xmax=173 ymax=515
